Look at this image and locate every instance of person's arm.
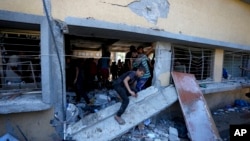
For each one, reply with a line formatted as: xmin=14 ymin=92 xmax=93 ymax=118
xmin=239 ymin=66 xmax=250 ymax=71
xmin=129 ymin=58 xmax=133 ymax=70
xmin=144 ymin=43 xmax=156 ymax=56
xmin=123 ymin=76 xmax=137 ymax=97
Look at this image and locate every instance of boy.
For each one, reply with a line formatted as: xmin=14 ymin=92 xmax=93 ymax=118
xmin=113 ymin=66 xmax=146 ymax=125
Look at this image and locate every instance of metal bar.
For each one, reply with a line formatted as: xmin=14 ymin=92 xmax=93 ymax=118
xmin=29 ymin=61 xmax=37 ymax=88
xmin=171 ymin=71 xmax=221 ymax=141
xmin=0 ymin=47 xmax=4 ymax=87
xmin=201 ymin=48 xmax=204 ymax=79
xmin=188 ymin=48 xmax=191 ymax=73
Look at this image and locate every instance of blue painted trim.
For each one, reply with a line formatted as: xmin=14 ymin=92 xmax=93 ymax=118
xmin=0 ymin=10 xmax=43 ymax=24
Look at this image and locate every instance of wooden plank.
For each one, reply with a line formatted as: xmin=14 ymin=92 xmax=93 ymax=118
xmin=171 ymin=71 xmax=221 ymax=141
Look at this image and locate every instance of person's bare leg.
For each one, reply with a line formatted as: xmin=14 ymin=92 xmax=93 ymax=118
xmin=114 ymin=115 xmax=125 ymax=125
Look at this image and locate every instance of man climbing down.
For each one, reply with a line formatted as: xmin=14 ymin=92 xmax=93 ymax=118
xmin=113 ymin=66 xmax=146 ymax=125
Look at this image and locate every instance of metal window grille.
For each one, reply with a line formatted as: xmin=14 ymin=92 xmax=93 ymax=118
xmin=223 ymin=51 xmax=250 ymax=79
xmin=171 ymin=45 xmax=214 ymax=81
xmin=0 ymin=30 xmax=41 ymax=93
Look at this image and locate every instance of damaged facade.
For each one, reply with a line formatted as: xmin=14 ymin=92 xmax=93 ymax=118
xmin=0 ymin=0 xmax=250 ymax=140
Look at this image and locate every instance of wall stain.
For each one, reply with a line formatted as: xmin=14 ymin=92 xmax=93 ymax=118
xmin=128 ymin=0 xmax=170 ymax=24
xmin=102 ymin=0 xmax=170 ymax=24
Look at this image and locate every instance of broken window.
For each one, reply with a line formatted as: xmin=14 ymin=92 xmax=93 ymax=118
xmin=64 ymin=35 xmax=153 ymax=104
xmin=223 ymin=51 xmax=250 ymax=79
xmin=171 ymin=45 xmax=214 ymax=81
xmin=0 ymin=29 xmax=41 ymax=95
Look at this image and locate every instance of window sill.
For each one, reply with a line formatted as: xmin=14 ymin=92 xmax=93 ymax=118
xmin=0 ymin=93 xmax=51 ymax=114
xmin=200 ymin=81 xmax=250 ymax=94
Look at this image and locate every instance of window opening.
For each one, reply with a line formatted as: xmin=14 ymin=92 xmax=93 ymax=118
xmin=172 ymin=45 xmax=213 ymax=81
xmin=224 ymin=51 xmax=250 ymax=79
xmin=64 ymin=35 xmax=154 ymax=108
xmin=0 ymin=29 xmax=41 ymax=93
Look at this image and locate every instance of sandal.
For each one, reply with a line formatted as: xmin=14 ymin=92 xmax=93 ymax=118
xmin=114 ymin=115 xmax=126 ymax=125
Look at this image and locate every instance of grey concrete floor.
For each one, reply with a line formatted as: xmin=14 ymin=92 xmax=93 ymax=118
xmin=212 ymin=107 xmax=250 ymax=141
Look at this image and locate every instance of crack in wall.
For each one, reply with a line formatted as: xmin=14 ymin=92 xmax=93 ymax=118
xmin=101 ymin=0 xmax=139 ymax=7
xmin=102 ymin=0 xmax=170 ymax=25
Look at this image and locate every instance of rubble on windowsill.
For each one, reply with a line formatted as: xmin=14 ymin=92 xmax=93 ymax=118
xmin=212 ymin=99 xmax=250 ymax=116
xmin=198 ymin=77 xmax=250 ymax=94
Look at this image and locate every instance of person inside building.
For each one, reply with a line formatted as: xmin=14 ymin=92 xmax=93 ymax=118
xmin=85 ymin=58 xmax=98 ymax=91
xmin=117 ymin=59 xmax=124 ymax=76
xmin=110 ymin=61 xmax=118 ymax=80
xmin=98 ymin=48 xmax=111 ymax=89
xmin=113 ymin=65 xmax=146 ymax=125
xmin=132 ymin=45 xmax=153 ymax=91
xmin=5 ymin=54 xmax=23 ymax=84
xmin=174 ymin=60 xmax=186 ymax=73
xmin=73 ymin=59 xmax=90 ymax=104
xmin=124 ymin=45 xmax=136 ymax=72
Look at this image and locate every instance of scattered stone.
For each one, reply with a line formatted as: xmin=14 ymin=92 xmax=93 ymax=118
xmin=147 ymin=133 xmax=156 ymax=139
xmin=168 ymin=126 xmax=180 ymax=141
xmin=169 ymin=127 xmax=178 ymax=136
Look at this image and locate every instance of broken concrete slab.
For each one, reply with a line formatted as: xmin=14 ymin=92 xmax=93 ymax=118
xmin=66 ymin=86 xmax=178 ymax=141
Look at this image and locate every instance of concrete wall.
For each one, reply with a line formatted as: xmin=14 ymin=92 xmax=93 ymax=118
xmin=0 ymin=0 xmax=43 ymax=15
xmin=52 ymin=0 xmax=250 ymax=46
xmin=0 ymin=0 xmax=249 ymax=46
xmin=0 ymin=9 xmax=66 ymax=141
xmin=157 ymin=88 xmax=250 ymax=121
xmin=213 ymin=49 xmax=224 ymax=82
xmin=205 ymin=88 xmax=250 ymax=110
xmin=0 ymin=0 xmax=249 ymax=139
xmin=152 ymin=42 xmax=172 ymax=87
xmin=0 ymin=108 xmax=60 ymax=141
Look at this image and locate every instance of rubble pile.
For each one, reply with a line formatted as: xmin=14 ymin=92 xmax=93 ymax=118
xmin=66 ymin=89 xmax=189 ymax=141
xmin=66 ymin=88 xmax=120 ymax=119
xmin=112 ymin=118 xmax=188 ymax=141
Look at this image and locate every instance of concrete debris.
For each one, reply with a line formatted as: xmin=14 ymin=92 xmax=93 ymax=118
xmin=112 ymin=119 xmax=186 ymax=141
xmin=66 ymin=89 xmax=121 ymax=120
xmin=66 ymin=103 xmax=79 ymax=123
xmin=66 ymin=87 xmax=182 ymax=141
xmin=212 ymin=99 xmax=250 ymax=116
xmin=169 ymin=127 xmax=178 ymax=136
xmin=168 ymin=126 xmax=180 ymax=141
xmin=65 ymin=88 xmax=122 ymax=129
xmin=66 ymin=86 xmax=178 ymax=140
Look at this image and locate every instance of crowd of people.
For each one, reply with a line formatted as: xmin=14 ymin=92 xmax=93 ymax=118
xmin=66 ymin=44 xmax=155 ymax=124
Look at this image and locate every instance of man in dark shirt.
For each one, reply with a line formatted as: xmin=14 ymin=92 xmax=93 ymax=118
xmin=112 ymin=66 xmax=146 ymax=125
xmin=124 ymin=45 xmax=136 ymax=72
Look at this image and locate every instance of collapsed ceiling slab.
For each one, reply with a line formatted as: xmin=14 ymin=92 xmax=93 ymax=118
xmin=66 ymin=86 xmax=178 ymax=140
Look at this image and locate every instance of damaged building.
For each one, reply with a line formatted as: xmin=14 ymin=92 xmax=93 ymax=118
xmin=0 ymin=0 xmax=250 ymax=141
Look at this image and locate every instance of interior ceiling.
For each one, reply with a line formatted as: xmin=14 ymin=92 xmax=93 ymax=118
xmin=67 ymin=25 xmax=222 ymax=52
xmin=67 ymin=25 xmax=157 ymax=52
xmin=0 ymin=20 xmax=39 ymax=31
xmin=69 ymin=36 xmax=151 ymax=52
